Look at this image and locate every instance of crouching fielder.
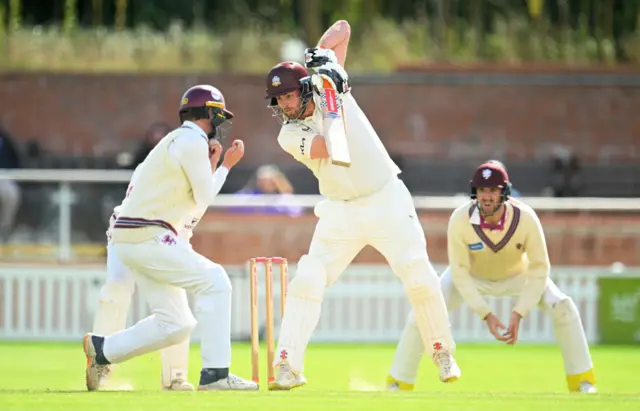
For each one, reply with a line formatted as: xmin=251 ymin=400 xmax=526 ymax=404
xmin=84 ymin=85 xmax=256 ymax=392
xmin=387 ymin=161 xmax=597 ymax=393
xmin=93 ymin=157 xmax=229 ymax=390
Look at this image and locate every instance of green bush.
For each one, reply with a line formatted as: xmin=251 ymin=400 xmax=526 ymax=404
xmin=0 ymin=16 xmax=634 ymax=73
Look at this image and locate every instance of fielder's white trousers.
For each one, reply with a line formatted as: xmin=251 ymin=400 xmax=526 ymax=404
xmin=92 ymin=244 xmax=192 ymax=386
xmin=390 ymin=267 xmax=593 ymax=384
xmin=103 ymin=232 xmax=232 ymax=369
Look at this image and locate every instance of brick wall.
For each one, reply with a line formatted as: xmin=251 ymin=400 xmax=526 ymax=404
xmin=1 ymin=68 xmax=639 ymax=165
xmin=191 ymin=210 xmax=640 ymax=267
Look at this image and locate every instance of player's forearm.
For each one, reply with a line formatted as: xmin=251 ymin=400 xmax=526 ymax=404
xmin=451 ymin=267 xmax=492 ymax=319
xmin=318 ymin=20 xmax=350 ymax=49
xmin=310 ymin=135 xmax=329 ymax=159
xmin=176 ymin=140 xmax=220 ymax=208
xmin=317 ymin=20 xmax=351 ymax=66
xmin=208 ymin=166 xmax=229 ymax=204
xmin=513 ymin=265 xmax=549 ymax=317
xmin=513 ymin=212 xmax=551 ymax=316
xmin=184 ymin=162 xmax=217 ymax=208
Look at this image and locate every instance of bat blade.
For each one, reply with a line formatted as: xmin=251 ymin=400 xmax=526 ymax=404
xmin=320 ymin=77 xmax=351 ymax=167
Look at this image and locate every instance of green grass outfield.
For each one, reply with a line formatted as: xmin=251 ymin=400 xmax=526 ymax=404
xmin=0 ymin=342 xmax=638 ymax=411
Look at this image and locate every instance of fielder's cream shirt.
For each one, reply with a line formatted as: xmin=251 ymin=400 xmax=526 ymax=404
xmin=447 ymin=199 xmax=551 ymax=319
xmin=111 ymin=121 xmax=228 ymax=244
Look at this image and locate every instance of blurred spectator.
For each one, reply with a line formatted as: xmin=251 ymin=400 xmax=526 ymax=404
xmin=231 ymin=165 xmax=304 ymax=217
xmin=549 ymin=152 xmax=583 ymax=197
xmin=0 ymin=127 xmax=22 ymax=241
xmin=129 ymin=121 xmax=172 ymax=169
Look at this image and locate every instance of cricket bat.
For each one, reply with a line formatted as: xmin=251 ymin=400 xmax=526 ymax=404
xmin=313 ymin=74 xmax=351 ymax=167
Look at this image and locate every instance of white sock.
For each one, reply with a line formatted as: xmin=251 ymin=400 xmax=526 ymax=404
xmin=274 ymin=296 xmax=322 ymax=372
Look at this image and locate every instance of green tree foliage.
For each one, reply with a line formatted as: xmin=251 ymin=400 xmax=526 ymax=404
xmin=2 ymin=0 xmax=638 ymax=64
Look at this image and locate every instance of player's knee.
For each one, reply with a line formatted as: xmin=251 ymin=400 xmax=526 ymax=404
xmin=393 ymin=256 xmax=440 ymax=291
xmin=548 ymin=297 xmax=580 ymax=326
xmin=288 ymin=255 xmax=327 ymax=302
xmin=164 ymin=321 xmax=196 ymax=345
xmin=157 ymin=310 xmax=197 ymax=344
xmin=195 ymin=264 xmax=232 ymax=296
xmin=99 ymin=280 xmax=135 ymax=305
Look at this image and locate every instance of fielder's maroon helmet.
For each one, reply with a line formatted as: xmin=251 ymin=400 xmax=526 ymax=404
xmin=179 ymin=85 xmax=233 ymax=139
xmin=470 ymin=162 xmax=512 ymax=201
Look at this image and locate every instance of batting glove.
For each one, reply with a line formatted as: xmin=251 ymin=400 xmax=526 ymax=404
xmin=310 ymin=62 xmax=350 ymax=95
xmin=304 ymin=47 xmax=338 ymax=68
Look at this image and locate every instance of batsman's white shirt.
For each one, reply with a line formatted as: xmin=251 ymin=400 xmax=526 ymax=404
xmin=278 ymin=92 xmax=401 ymax=201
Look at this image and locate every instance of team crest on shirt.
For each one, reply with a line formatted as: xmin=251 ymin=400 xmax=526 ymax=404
xmin=468 ymin=242 xmax=484 ymax=251
xmin=160 ymin=234 xmax=176 ymax=246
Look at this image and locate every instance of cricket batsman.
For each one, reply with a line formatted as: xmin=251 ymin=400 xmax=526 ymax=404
xmin=264 ymin=20 xmax=460 ymax=390
xmin=92 ymin=133 xmax=238 ymax=390
xmin=386 ymin=161 xmax=597 ymax=393
xmin=83 ymin=85 xmax=257 ymax=391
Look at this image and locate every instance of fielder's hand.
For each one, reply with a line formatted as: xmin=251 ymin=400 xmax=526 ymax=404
xmin=221 ymin=139 xmax=245 ymax=169
xmin=209 ymin=139 xmax=223 ymax=167
xmin=484 ymin=312 xmax=509 ymax=342
xmin=503 ymin=311 xmax=522 ymax=345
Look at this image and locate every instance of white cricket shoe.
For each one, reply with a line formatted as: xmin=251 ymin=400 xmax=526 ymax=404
xmin=268 ymin=361 xmax=307 ymax=391
xmin=198 ymin=374 xmax=258 ymax=391
xmin=83 ymin=333 xmax=111 ymax=391
xmin=164 ymin=379 xmax=195 ymax=391
xmin=432 ymin=344 xmax=461 ymax=383
xmin=579 ymin=382 xmax=597 ymax=393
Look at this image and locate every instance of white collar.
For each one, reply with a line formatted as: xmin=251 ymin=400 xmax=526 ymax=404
xmin=181 ymin=121 xmax=208 ymax=141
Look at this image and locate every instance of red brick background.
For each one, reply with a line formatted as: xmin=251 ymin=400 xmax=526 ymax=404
xmin=1 ymin=68 xmax=638 ymax=165
xmin=191 ymin=210 xmax=640 ymax=267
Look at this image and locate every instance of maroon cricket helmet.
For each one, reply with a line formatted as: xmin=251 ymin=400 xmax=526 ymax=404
xmin=470 ymin=162 xmax=512 ymax=200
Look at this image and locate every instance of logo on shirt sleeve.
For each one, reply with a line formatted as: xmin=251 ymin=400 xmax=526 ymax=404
xmin=468 ymin=242 xmax=484 ymax=251
xmin=300 ymin=137 xmax=306 ymax=155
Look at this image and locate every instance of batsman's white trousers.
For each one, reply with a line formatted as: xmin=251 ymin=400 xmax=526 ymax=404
xmin=275 ymin=178 xmax=455 ymax=372
xmin=92 ymin=244 xmax=191 ymax=386
xmin=390 ymin=266 xmax=594 ymax=384
xmin=103 ymin=233 xmax=232 ymax=369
